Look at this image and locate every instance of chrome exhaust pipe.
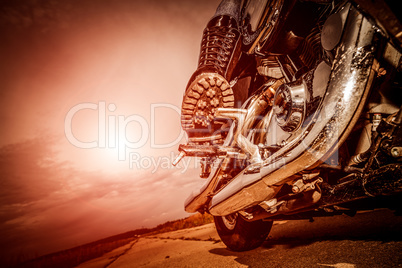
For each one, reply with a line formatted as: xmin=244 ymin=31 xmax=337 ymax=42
xmin=209 ymin=6 xmax=378 ymax=216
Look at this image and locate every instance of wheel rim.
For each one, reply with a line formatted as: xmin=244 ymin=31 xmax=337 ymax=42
xmin=221 ymin=213 xmax=238 ymax=230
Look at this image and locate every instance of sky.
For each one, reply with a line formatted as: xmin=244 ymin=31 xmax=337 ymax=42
xmin=0 ymin=0 xmax=221 ymax=263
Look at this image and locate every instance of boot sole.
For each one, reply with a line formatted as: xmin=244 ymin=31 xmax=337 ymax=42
xmin=181 ymin=73 xmax=235 ymax=144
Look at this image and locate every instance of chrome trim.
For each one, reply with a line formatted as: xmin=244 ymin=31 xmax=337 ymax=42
xmin=209 ymin=6 xmax=377 ymax=216
xmin=247 ymin=0 xmax=286 ymax=54
xmin=273 ymin=81 xmax=306 ymax=132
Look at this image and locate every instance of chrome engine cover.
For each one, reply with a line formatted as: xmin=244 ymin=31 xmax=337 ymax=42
xmin=273 ymin=80 xmax=306 ymax=132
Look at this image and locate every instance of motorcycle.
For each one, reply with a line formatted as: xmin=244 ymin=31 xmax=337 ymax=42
xmin=174 ymin=0 xmax=402 ymax=251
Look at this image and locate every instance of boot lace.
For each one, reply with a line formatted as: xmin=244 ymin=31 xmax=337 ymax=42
xmin=198 ymin=26 xmax=238 ymax=73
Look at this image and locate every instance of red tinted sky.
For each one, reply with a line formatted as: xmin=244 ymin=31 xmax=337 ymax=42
xmin=0 ymin=0 xmax=220 ymax=263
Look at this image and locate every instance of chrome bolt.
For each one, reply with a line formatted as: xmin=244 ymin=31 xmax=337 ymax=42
xmin=391 ymin=147 xmax=402 ymax=158
xmin=372 ymin=113 xmax=382 ymax=132
xmin=292 ymin=185 xmax=300 ymax=194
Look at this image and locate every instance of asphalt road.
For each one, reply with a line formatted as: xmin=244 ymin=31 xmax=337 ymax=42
xmin=77 ymin=208 xmax=402 ymax=267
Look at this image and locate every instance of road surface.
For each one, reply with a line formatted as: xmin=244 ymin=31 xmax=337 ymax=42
xmin=77 ymin=209 xmax=402 ymax=267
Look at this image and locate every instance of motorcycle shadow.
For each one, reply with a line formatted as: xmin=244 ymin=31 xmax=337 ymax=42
xmin=262 ymin=208 xmax=402 ymax=249
xmin=209 ymin=208 xmax=402 ymax=266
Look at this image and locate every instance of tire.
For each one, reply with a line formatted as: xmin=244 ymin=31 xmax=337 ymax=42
xmin=214 ymin=213 xmax=273 ymax=251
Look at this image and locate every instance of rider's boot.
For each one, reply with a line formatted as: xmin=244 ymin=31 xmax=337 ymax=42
xmin=181 ymin=14 xmax=243 ymax=145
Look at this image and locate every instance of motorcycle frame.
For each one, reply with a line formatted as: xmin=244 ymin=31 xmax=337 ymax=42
xmin=185 ymin=4 xmax=374 ymax=214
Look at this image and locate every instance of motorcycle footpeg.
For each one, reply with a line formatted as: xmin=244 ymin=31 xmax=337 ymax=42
xmin=172 ymin=143 xmax=243 ymax=166
xmin=172 ymin=144 xmax=221 ymax=166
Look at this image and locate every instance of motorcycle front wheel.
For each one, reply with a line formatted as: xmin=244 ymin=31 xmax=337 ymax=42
xmin=214 ymin=213 xmax=273 ymax=251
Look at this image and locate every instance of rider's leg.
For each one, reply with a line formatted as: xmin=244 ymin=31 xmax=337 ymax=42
xmin=181 ymin=0 xmax=245 ymax=145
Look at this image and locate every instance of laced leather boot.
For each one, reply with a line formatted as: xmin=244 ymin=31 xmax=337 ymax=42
xmin=181 ymin=15 xmax=242 ymax=145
